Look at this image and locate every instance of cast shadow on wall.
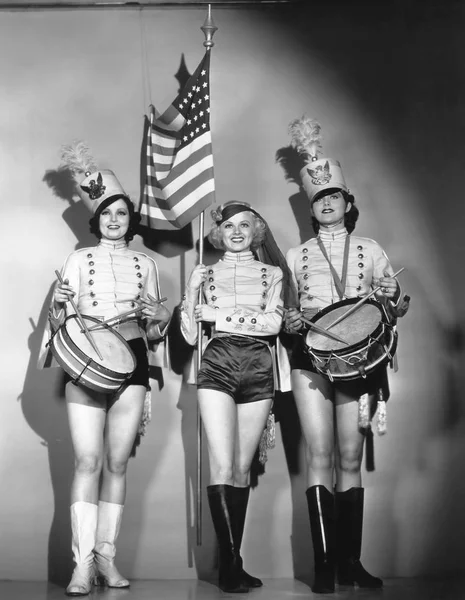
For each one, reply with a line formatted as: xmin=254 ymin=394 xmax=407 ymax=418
xmin=274 ymin=143 xmax=316 ymax=583
xmin=20 ymin=165 xmax=175 ymax=586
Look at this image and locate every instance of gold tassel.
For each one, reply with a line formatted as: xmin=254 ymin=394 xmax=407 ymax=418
xmin=358 ymin=393 xmax=370 ymax=429
xmin=376 ymin=400 xmax=387 ymax=435
xmin=258 ymin=412 xmax=276 ymax=465
xmin=138 ymin=389 xmax=152 ymax=437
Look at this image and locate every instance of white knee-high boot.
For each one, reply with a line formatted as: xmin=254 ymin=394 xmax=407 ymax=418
xmin=93 ymin=501 xmax=130 ymax=588
xmin=66 ymin=502 xmax=98 ymax=596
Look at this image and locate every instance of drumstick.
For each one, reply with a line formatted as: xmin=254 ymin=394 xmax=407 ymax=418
xmin=325 ymin=267 xmax=406 ymax=331
xmin=276 ymin=305 xmax=349 ymax=345
xmin=55 ymin=270 xmax=103 ymax=361
xmin=87 ymin=297 xmax=168 ymax=331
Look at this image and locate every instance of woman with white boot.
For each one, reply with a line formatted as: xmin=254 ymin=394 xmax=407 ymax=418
xmin=42 ymin=143 xmax=170 ymax=595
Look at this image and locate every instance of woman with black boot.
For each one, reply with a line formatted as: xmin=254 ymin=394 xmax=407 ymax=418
xmin=181 ymin=201 xmax=291 ymax=593
xmin=282 ymin=117 xmax=409 ymax=593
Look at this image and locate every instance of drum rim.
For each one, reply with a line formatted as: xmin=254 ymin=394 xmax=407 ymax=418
xmin=311 ymin=330 xmax=398 ymax=381
xmin=50 ymin=314 xmax=136 ymax=377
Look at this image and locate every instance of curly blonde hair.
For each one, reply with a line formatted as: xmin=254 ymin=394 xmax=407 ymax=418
xmin=208 ymin=204 xmax=267 ymax=251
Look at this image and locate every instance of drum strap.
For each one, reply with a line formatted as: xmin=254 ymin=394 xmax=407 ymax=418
xmin=317 ymin=234 xmax=350 ymax=300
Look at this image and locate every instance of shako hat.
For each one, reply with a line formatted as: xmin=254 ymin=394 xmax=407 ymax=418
xmin=60 ymin=141 xmax=134 ymax=214
xmin=288 ymin=116 xmax=348 ymax=203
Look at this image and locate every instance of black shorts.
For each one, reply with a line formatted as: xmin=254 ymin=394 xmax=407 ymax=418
xmin=64 ymin=336 xmax=149 ymax=391
xmin=197 ymin=335 xmax=274 ymax=404
xmin=126 ymin=337 xmax=149 ymax=388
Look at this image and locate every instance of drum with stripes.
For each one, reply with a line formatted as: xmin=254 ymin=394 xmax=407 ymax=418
xmin=49 ymin=314 xmax=136 ymax=392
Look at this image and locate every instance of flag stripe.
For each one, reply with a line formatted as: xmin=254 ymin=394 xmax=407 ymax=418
xmin=141 ymin=51 xmax=214 ymax=230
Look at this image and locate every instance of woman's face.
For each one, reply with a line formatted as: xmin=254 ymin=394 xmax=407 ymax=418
xmin=311 ymin=191 xmax=350 ymax=230
xmin=221 ymin=211 xmax=255 ymax=253
xmin=99 ymin=199 xmax=130 ymax=241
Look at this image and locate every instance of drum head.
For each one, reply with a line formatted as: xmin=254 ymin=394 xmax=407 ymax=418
xmin=66 ymin=315 xmax=136 ymax=374
xmin=306 ymin=301 xmax=383 ymax=352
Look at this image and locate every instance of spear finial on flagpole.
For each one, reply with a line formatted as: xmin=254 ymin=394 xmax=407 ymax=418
xmin=201 ymin=4 xmax=218 ymax=49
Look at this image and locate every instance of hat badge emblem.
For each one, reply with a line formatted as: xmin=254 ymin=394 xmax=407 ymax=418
xmin=307 ymin=160 xmax=332 ymax=186
xmin=81 ymin=171 xmax=106 ymax=200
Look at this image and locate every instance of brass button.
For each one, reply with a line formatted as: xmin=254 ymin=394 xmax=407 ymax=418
xmin=89 ymin=269 xmax=95 ymax=275
xmin=87 ymin=253 xmax=92 ymax=259
xmin=358 ymin=273 xmax=364 ymax=279
xmin=251 ymin=318 xmax=257 ymax=324
xmin=138 ymin=283 xmax=143 ymax=289
xmin=137 ymin=273 xmax=142 ymax=278
xmin=226 ymin=316 xmax=232 ymax=322
xmin=239 ymin=317 xmax=245 ymax=323
xmin=212 ymin=296 xmax=217 ymax=301
xmin=210 ymin=285 xmax=215 ymax=291
xmin=92 ymin=301 xmax=98 ymax=306
xmin=358 ymin=263 xmax=364 ymax=269
xmin=302 ymin=247 xmax=308 ymax=253
xmin=303 ymin=265 xmax=308 ymax=270
xmin=262 ymin=281 xmax=268 ymax=287
xmin=357 ymin=245 xmax=363 ymax=251
xmin=133 ymin=256 xmax=139 ymax=262
xmin=88 ymin=280 xmax=94 ymax=285
xmin=358 ymin=254 xmax=363 ymax=259
xmin=89 ymin=261 xmax=94 ymax=266
xmin=302 ymin=256 xmax=308 ymax=261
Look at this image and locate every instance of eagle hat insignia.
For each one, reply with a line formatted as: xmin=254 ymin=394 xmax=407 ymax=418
xmin=307 ymin=160 xmax=332 ymax=186
xmin=80 ymin=171 xmax=106 ymax=200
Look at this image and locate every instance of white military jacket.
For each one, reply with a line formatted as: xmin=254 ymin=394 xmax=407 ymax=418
xmin=286 ymin=228 xmax=407 ymax=319
xmin=38 ymin=239 xmax=166 ymax=369
xmin=181 ymin=250 xmax=283 ymax=346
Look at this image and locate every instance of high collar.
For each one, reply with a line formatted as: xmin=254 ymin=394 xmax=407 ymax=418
xmin=222 ymin=250 xmax=255 ymax=264
xmin=318 ymin=228 xmax=348 ymax=242
xmin=98 ymin=238 xmax=128 ymax=250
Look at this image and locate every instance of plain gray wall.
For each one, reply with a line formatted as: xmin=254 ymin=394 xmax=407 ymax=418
xmin=1 ymin=0 xmax=464 ymax=583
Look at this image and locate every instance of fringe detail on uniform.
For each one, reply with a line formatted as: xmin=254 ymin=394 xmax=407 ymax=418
xmin=258 ymin=412 xmax=276 ymax=465
xmin=358 ymin=393 xmax=370 ymax=430
xmin=376 ymin=400 xmax=387 ymax=435
xmin=138 ymin=389 xmax=152 ymax=437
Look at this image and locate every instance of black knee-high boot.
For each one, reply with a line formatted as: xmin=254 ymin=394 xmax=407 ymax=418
xmin=306 ymin=485 xmax=335 ymax=594
xmin=207 ymin=485 xmax=249 ymax=594
xmin=335 ymin=487 xmax=383 ymax=588
xmin=231 ymin=486 xmax=263 ymax=588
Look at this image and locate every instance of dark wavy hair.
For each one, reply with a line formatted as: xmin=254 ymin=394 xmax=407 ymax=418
xmin=89 ymin=196 xmax=141 ymax=242
xmin=311 ymin=189 xmax=359 ymax=234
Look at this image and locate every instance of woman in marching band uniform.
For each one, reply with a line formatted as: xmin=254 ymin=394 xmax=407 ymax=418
xmin=283 ymin=118 xmax=409 ymax=594
xmin=181 ymin=201 xmax=290 ymax=593
xmin=44 ymin=144 xmax=170 ymax=596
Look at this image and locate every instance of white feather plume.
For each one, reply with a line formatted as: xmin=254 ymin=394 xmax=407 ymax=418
xmin=288 ymin=115 xmax=323 ymax=160
xmin=60 ymin=141 xmax=98 ymax=179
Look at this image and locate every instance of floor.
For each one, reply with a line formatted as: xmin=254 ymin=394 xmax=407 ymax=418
xmin=0 ymin=578 xmax=461 ymax=600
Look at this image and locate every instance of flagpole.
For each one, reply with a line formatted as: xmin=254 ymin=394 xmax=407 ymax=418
xmin=197 ymin=3 xmax=218 ymax=546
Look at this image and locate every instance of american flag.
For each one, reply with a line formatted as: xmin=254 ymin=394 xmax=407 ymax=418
xmin=140 ymin=51 xmax=215 ymax=230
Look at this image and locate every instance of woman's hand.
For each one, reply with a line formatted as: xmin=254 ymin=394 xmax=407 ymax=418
xmin=284 ymin=307 xmax=304 ymax=334
xmin=374 ymin=271 xmax=400 ymax=302
xmin=140 ymin=296 xmax=171 ymax=325
xmin=194 ymin=304 xmax=217 ymax=323
xmin=53 ymin=278 xmax=75 ymax=309
xmin=186 ymin=264 xmax=207 ymax=293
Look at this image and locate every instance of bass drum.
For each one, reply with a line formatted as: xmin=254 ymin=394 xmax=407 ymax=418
xmin=49 ymin=314 xmax=136 ymax=392
xmin=305 ymin=298 xmax=397 ymax=381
